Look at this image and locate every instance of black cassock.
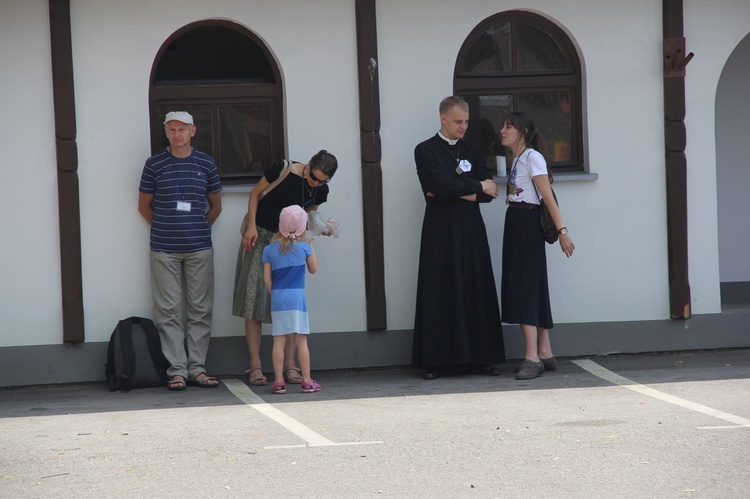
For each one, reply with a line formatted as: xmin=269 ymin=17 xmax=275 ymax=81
xmin=412 ymin=134 xmax=505 ymax=369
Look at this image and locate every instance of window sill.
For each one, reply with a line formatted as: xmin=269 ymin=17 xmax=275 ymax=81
xmin=494 ymin=171 xmax=598 ymax=182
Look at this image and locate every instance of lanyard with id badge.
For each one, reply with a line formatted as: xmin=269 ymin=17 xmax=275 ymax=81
xmin=176 ymin=200 xmax=191 ymax=212
xmin=457 ymin=159 xmax=472 ymax=174
xmin=174 ymin=156 xmax=197 ymax=213
xmin=439 ymin=137 xmax=472 ymax=175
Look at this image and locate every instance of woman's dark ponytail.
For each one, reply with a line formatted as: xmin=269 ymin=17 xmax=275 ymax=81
xmin=503 ymin=111 xmax=551 ymax=182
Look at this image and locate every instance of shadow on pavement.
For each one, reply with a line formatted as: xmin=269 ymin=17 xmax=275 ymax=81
xmin=0 ymin=348 xmax=747 ymax=419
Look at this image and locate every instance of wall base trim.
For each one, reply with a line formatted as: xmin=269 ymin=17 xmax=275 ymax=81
xmin=720 ymin=281 xmax=750 ymax=304
xmin=2 ymin=313 xmax=749 ymax=388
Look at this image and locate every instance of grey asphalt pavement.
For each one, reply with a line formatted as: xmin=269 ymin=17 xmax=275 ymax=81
xmin=1 ymin=349 xmax=749 ymax=498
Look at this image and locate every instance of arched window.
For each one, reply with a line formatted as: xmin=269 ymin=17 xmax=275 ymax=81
xmin=149 ymin=21 xmax=283 ymax=183
xmin=456 ymin=11 xmax=583 ymax=173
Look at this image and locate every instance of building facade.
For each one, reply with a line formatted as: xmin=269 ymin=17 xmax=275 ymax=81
xmin=1 ymin=0 xmax=749 ymax=387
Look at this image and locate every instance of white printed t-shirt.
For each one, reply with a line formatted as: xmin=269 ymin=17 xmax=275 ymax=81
xmin=506 ymin=148 xmax=548 ymax=205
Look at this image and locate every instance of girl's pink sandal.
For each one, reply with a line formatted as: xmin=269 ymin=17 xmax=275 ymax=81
xmin=272 ymin=382 xmax=286 ymax=394
xmin=301 ymin=380 xmax=321 ymax=393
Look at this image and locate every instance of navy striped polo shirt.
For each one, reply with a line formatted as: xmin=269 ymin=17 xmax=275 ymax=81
xmin=139 ymin=148 xmax=223 ymax=253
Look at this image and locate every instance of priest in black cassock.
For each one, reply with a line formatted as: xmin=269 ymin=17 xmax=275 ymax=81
xmin=412 ymin=96 xmax=506 ymax=380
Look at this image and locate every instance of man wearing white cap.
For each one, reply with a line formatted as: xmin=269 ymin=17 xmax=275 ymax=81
xmin=138 ymin=111 xmax=223 ymax=391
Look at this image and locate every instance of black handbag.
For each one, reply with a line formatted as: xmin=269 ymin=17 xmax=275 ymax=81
xmin=508 ymin=149 xmax=559 ymax=244
xmin=531 ymin=177 xmax=559 ymax=244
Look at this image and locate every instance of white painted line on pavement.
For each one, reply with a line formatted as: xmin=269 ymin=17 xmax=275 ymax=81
xmin=696 ymin=425 xmax=750 ymax=430
xmin=572 ymin=359 xmax=750 ymax=429
xmin=264 ymin=441 xmax=386 ymax=450
xmin=222 ymin=379 xmax=384 ymax=449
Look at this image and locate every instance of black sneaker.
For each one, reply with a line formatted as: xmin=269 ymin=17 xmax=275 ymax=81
xmin=515 ymin=359 xmax=544 ymax=380
xmin=540 ymin=356 xmax=557 ymax=372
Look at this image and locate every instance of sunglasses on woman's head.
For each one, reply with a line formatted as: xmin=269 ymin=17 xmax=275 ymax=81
xmin=309 ymin=169 xmax=331 ymax=184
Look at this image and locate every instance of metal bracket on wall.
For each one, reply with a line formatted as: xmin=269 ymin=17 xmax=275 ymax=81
xmin=664 ymin=37 xmax=694 ymax=77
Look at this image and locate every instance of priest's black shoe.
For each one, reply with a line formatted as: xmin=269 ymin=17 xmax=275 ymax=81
xmin=481 ymin=364 xmax=502 ymax=376
xmin=423 ymin=369 xmax=440 ymax=380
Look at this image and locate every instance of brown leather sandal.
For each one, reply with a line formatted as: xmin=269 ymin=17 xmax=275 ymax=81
xmin=167 ymin=375 xmax=186 ymax=391
xmin=187 ymin=372 xmax=219 ymax=388
xmin=283 ymin=368 xmax=303 ymax=384
xmin=245 ymin=367 xmax=267 ymax=386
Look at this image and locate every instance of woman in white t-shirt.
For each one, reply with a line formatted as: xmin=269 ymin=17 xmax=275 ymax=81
xmin=499 ymin=112 xmax=575 ymax=380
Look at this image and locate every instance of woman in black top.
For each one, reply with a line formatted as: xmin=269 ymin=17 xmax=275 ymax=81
xmin=232 ymin=150 xmax=338 ymax=386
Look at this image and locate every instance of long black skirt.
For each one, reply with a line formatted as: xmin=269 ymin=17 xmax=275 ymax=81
xmin=501 ymin=204 xmax=553 ymax=329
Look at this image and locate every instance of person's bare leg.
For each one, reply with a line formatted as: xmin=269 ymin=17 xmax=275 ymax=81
xmin=245 ymin=319 xmax=263 ymax=367
xmin=282 ymin=339 xmax=302 ymax=383
xmin=284 ymin=340 xmax=299 ymax=370
xmin=521 ymin=324 xmax=540 ymax=361
xmin=537 ymin=327 xmax=553 ymax=359
xmin=516 ymin=324 xmax=545 ymax=380
xmin=294 ymin=334 xmax=312 ymax=382
xmin=272 ymin=335 xmax=287 ymax=385
xmin=244 ymin=319 xmax=266 ymax=384
xmin=295 ymin=334 xmax=320 ymax=392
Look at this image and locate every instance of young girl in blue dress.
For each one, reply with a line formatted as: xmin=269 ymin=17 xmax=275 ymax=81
xmin=262 ymin=205 xmax=321 ymax=394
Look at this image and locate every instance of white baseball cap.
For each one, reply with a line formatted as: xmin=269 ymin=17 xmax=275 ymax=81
xmin=163 ymin=111 xmax=194 ymax=125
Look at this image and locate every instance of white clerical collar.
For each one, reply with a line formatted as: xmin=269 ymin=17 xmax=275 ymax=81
xmin=437 ymin=131 xmax=459 ymax=146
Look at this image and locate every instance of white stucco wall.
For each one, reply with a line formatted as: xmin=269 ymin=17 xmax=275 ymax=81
xmin=716 ymin=33 xmax=750 ymax=283
xmin=68 ymin=0 xmax=363 ymax=345
xmin=716 ymin=34 xmax=750 ymax=282
xmin=684 ymin=0 xmax=750 ymax=307
xmin=378 ymin=0 xmax=670 ymax=327
xmin=0 ymin=0 xmax=63 ymax=347
xmin=0 ymin=0 xmax=364 ymax=348
xmin=2 ymin=0 xmax=745 ymax=350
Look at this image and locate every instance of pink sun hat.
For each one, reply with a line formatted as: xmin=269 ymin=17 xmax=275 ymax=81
xmin=279 ymin=205 xmax=308 ymax=239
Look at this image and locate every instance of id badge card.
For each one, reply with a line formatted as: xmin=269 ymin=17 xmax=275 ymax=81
xmin=176 ymin=201 xmax=192 ymax=212
xmin=458 ymin=159 xmax=472 ymax=173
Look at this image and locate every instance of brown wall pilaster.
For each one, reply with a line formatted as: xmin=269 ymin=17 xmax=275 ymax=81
xmin=49 ymin=0 xmax=85 ymax=341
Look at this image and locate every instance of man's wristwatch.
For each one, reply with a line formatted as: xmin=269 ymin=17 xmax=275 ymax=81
xmin=557 ymin=227 xmax=568 ymax=235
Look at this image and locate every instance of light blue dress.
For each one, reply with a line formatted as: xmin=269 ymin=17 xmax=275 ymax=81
xmin=261 ymin=241 xmax=313 ymax=335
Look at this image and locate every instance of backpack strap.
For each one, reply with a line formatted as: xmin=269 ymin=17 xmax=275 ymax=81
xmin=117 ymin=317 xmax=137 ymax=392
xmin=261 ymin=159 xmax=293 ymax=198
xmin=105 ymin=323 xmax=118 ymax=391
xmin=239 ymin=160 xmax=294 ymax=237
xmin=135 ymin=317 xmax=171 ymax=380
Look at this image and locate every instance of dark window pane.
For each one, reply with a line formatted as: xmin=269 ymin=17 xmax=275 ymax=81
xmin=455 ymin=12 xmax=582 ymax=172
xmin=516 ymin=22 xmax=569 ymax=72
xmin=460 ymin=22 xmax=510 ymax=73
xmin=151 ymin=21 xmax=284 ymax=183
xmin=463 ymin=95 xmax=512 ymax=169
xmin=218 ymin=104 xmax=272 ymax=177
xmin=154 ymin=26 xmax=274 ymax=85
xmin=518 ymin=93 xmax=572 ymax=164
xmin=158 ymin=105 xmax=215 ymax=158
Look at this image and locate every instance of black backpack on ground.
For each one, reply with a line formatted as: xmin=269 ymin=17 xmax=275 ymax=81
xmin=105 ymin=317 xmax=170 ymax=392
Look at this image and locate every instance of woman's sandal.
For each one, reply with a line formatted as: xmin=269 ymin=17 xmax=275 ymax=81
xmin=301 ymin=379 xmax=321 ymax=393
xmin=167 ymin=375 xmax=187 ymax=391
xmin=245 ymin=367 xmax=267 ymax=386
xmin=283 ymin=368 xmax=303 ymax=384
xmin=187 ymin=372 xmax=219 ymax=388
xmin=272 ymin=382 xmax=286 ymax=395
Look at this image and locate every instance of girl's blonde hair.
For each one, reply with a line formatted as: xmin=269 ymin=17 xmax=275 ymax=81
xmin=272 ymin=231 xmax=312 ymax=254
